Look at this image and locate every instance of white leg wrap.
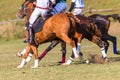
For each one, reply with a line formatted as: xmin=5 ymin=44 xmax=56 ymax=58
xmin=20 ymin=47 xmax=27 ymax=55
xmin=72 ymin=47 xmax=79 ymax=58
xmin=101 ymin=48 xmax=107 ymax=58
xmin=65 ymin=57 xmax=73 ymax=65
xmin=31 ymin=59 xmax=39 ymax=68
xmin=77 ymin=43 xmax=81 ymax=54
xmin=17 ymin=59 xmax=26 ymax=68
xmin=26 ymin=53 xmax=33 ymax=62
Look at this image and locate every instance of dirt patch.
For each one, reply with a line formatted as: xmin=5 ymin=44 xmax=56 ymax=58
xmin=88 ymin=54 xmax=109 ymax=64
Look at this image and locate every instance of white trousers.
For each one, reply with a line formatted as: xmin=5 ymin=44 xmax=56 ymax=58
xmin=29 ymin=8 xmax=48 ymax=26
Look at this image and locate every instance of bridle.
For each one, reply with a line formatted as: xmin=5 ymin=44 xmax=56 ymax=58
xmin=16 ymin=2 xmax=35 ymax=19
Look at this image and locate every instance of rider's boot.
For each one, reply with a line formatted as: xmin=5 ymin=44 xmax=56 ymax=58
xmin=28 ymin=27 xmax=34 ymax=44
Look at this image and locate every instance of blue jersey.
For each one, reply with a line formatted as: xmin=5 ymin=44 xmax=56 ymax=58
xmin=29 ymin=0 xmax=35 ymax=3
xmin=56 ymin=0 xmax=66 ymax=3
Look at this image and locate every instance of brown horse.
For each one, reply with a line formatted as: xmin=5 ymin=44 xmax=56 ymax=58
xmin=17 ymin=13 xmax=81 ymax=68
xmin=16 ymin=1 xmax=66 ymax=63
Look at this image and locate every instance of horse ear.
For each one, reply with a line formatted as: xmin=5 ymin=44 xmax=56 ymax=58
xmin=66 ymin=12 xmax=74 ymax=17
xmin=27 ymin=3 xmax=35 ymax=9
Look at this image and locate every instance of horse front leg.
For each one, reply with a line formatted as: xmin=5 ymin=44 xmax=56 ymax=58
xmin=60 ymin=41 xmax=66 ymax=63
xmin=17 ymin=44 xmax=31 ymax=68
xmin=102 ymin=40 xmax=109 ymax=54
xmin=92 ymin=36 xmax=107 ymax=59
xmin=17 ymin=47 xmax=33 ymax=62
xmin=31 ymin=45 xmax=39 ymax=68
xmin=38 ymin=40 xmax=59 ymax=61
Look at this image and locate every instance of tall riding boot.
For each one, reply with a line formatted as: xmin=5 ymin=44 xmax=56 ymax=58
xmin=28 ymin=27 xmax=34 ymax=44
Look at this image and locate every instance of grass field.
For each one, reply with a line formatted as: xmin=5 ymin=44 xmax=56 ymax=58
xmin=0 ymin=28 xmax=120 ymax=80
xmin=0 ymin=0 xmax=120 ymax=80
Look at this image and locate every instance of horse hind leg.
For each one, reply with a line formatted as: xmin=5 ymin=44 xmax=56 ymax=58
xmin=58 ymin=34 xmax=79 ymax=58
xmin=106 ymin=35 xmax=118 ymax=54
xmin=60 ymin=41 xmax=66 ymax=63
xmin=57 ymin=34 xmax=79 ymax=65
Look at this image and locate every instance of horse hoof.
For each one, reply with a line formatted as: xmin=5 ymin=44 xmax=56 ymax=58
xmin=62 ymin=63 xmax=70 ymax=66
xmin=103 ymin=58 xmax=109 ymax=63
xmin=75 ymin=54 xmax=79 ymax=58
xmin=17 ymin=65 xmax=23 ymax=69
xmin=116 ymin=51 xmax=120 ymax=55
xmin=17 ymin=52 xmax=22 ymax=57
xmin=31 ymin=66 xmax=38 ymax=69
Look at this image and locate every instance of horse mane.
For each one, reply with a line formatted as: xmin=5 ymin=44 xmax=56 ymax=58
xmin=66 ymin=13 xmax=91 ymax=27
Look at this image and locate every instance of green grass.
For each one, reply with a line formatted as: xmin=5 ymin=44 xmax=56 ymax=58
xmin=0 ymin=0 xmax=120 ymax=21
xmin=0 ymin=35 xmax=120 ymax=80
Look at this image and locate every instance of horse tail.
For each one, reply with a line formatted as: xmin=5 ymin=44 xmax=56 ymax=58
xmin=106 ymin=14 xmax=120 ymax=22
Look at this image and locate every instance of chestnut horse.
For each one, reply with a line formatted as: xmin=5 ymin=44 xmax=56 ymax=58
xmin=16 ymin=1 xmax=66 ymax=63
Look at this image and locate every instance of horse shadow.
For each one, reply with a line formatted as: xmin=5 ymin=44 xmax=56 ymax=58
xmin=108 ymin=56 xmax=120 ymax=62
xmin=41 ymin=56 xmax=120 ymax=67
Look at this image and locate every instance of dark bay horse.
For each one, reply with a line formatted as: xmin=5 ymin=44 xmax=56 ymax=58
xmin=17 ymin=13 xmax=82 ymax=68
xmin=88 ymin=14 xmax=120 ymax=54
xmin=16 ymin=1 xmax=66 ymax=63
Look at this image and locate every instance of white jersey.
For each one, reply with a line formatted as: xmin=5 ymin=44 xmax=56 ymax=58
xmin=29 ymin=0 xmax=56 ymax=26
xmin=36 ymin=0 xmax=55 ymax=8
xmin=72 ymin=0 xmax=84 ymax=8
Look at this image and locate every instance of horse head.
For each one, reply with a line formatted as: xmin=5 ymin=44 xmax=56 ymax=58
xmin=16 ymin=1 xmax=35 ymax=20
xmin=16 ymin=5 xmax=27 ymax=19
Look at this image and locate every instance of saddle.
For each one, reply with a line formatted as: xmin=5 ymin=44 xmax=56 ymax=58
xmin=32 ymin=17 xmax=46 ymax=33
xmin=32 ymin=14 xmax=53 ymax=33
